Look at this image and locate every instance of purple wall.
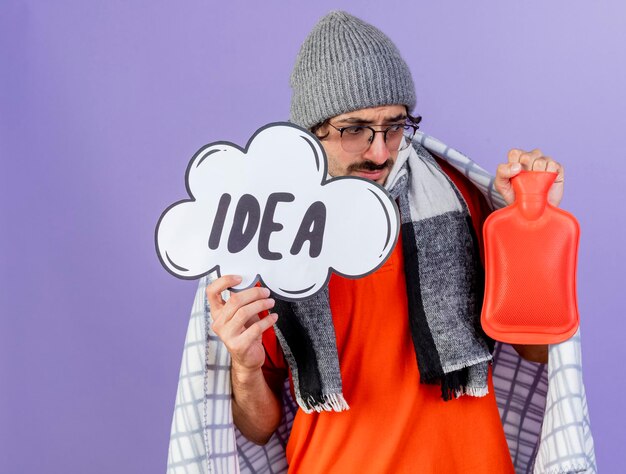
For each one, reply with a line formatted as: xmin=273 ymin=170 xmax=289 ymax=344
xmin=1 ymin=1 xmax=623 ymax=472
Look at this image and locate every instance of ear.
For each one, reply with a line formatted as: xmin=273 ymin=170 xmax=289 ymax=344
xmin=311 ymin=120 xmax=330 ymax=141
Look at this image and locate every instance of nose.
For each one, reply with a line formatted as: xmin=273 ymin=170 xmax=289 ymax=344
xmin=363 ymin=131 xmax=390 ymax=164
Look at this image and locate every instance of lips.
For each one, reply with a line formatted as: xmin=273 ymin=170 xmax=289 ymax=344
xmin=352 ymin=169 xmax=386 ymax=182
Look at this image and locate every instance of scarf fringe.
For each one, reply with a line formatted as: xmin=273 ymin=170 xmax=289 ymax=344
xmin=296 ymin=392 xmax=350 ymax=414
xmin=440 ymin=368 xmax=469 ymax=401
xmin=459 ymin=385 xmax=489 ymax=398
xmin=437 ymin=366 xmax=491 ymax=400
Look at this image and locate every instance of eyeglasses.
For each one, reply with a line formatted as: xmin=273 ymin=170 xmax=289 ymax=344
xmin=327 ymin=119 xmax=420 ymax=153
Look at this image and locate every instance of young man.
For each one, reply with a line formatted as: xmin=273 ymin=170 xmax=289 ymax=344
xmin=207 ymin=11 xmax=562 ymax=473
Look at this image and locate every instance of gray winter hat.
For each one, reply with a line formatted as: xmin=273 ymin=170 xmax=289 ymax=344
xmin=290 ymin=11 xmax=416 ymax=129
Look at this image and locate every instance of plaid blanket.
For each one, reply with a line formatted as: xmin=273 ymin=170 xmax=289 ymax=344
xmin=166 ymin=131 xmax=596 ymax=474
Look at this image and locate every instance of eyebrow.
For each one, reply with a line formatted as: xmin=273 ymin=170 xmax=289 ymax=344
xmin=335 ymin=113 xmax=407 ymax=125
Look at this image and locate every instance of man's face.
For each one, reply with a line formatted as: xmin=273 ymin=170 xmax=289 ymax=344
xmin=316 ymin=104 xmax=407 ymax=185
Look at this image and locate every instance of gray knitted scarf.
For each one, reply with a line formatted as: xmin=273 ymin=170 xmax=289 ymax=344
xmin=271 ymin=142 xmax=494 ymax=413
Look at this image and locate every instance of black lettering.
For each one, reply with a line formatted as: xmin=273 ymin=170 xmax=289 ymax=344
xmin=227 ymin=194 xmax=261 ymax=253
xmin=208 ymin=193 xmax=231 ymax=250
xmin=258 ymin=192 xmax=295 ymax=260
xmin=290 ymin=201 xmax=326 ymax=258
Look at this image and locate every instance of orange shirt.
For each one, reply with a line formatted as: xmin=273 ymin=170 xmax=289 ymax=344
xmin=262 ymin=161 xmax=514 ymax=473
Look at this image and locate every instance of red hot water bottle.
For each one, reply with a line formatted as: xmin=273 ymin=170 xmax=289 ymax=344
xmin=481 ymin=171 xmax=580 ymax=344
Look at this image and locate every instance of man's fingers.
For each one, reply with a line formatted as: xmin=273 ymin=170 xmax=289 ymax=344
xmin=508 ymin=148 xmax=541 ymax=163
xmin=234 ymin=313 xmax=279 ymax=349
xmin=546 ymin=160 xmax=560 ymax=173
xmin=494 ymin=162 xmax=521 ymax=206
xmin=228 ymin=298 xmax=276 ymax=334
xmin=496 ymin=162 xmax=521 ymax=180
xmin=507 ymin=148 xmax=523 ymax=163
xmin=531 ymin=157 xmax=549 ymax=171
xmin=545 ymin=160 xmax=564 ymax=182
xmin=518 ymin=149 xmax=543 ymax=169
xmin=508 ymin=149 xmax=562 ymax=174
xmin=211 ymin=285 xmax=271 ymax=331
xmin=223 ymin=286 xmax=272 ymax=319
xmin=206 ymin=275 xmax=242 ymax=309
xmin=530 ymin=156 xmax=563 ymax=181
xmin=502 ymin=149 xmax=564 ymax=207
xmin=553 ymin=162 xmax=565 ymax=183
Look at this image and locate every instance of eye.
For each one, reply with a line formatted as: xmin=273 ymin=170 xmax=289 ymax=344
xmin=386 ymin=124 xmax=405 ymax=135
xmin=343 ymin=126 xmax=366 ymax=136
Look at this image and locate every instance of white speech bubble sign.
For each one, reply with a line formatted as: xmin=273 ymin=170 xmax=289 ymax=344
xmin=155 ymin=122 xmax=400 ymax=301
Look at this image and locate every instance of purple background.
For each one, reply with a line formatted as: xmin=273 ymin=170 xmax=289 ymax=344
xmin=1 ymin=1 xmax=624 ymax=472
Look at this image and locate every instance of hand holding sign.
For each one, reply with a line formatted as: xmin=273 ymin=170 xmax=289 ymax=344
xmin=155 ymin=123 xmax=399 ymax=301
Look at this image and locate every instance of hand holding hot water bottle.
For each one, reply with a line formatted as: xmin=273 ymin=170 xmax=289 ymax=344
xmin=481 ymin=170 xmax=580 ymax=344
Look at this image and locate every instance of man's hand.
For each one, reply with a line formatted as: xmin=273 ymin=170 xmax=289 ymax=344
xmin=207 ymin=275 xmax=282 ymax=445
xmin=207 ymin=275 xmax=278 ymax=374
xmin=494 ymin=148 xmax=564 ymax=207
xmin=493 ymin=149 xmax=559 ymax=365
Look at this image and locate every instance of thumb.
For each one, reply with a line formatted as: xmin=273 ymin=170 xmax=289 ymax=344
xmin=494 ymin=162 xmax=522 ymax=205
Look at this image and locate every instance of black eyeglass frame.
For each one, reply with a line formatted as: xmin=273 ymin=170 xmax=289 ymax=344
xmin=326 ymin=117 xmax=421 ymax=152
